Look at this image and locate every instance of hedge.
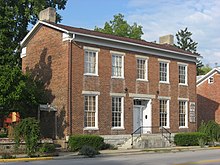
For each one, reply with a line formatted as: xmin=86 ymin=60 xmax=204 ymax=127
xmin=174 ymin=132 xmax=207 ymax=146
xmin=68 ymin=134 xmax=105 ymax=151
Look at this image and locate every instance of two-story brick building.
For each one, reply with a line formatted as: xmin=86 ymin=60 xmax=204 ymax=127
xmin=20 ymin=8 xmax=199 ymax=139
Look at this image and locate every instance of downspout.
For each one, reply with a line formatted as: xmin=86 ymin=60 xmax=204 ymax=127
xmin=68 ymin=36 xmax=74 ymax=136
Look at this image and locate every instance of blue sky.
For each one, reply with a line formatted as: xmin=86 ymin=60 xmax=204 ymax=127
xmin=57 ymin=0 xmax=220 ymax=67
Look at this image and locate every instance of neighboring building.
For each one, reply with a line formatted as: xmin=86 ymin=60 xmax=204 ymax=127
xmin=20 ymin=8 xmax=199 ymax=140
xmin=197 ymin=67 xmax=220 ymax=126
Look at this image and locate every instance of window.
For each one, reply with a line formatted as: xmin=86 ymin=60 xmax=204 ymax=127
xmin=159 ymin=100 xmax=169 ymax=128
xmin=84 ymin=95 xmax=98 ymax=129
xmin=112 ymin=97 xmax=124 ymax=128
xmin=84 ymin=49 xmax=98 ymax=75
xmin=179 ymin=101 xmax=188 ymax=128
xmin=208 ymin=77 xmax=214 ymax=84
xmin=137 ymin=58 xmax=148 ymax=80
xmin=179 ymin=64 xmax=187 ymax=85
xmin=159 ymin=61 xmax=169 ymax=83
xmin=112 ymin=54 xmax=124 ymax=78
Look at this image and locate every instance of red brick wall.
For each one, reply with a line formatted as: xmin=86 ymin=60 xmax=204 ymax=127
xmin=197 ymin=72 xmax=220 ymax=126
xmin=22 ymin=26 xmax=69 ymax=138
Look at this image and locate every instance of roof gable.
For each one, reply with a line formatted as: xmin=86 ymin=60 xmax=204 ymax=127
xmin=197 ymin=68 xmax=220 ymax=87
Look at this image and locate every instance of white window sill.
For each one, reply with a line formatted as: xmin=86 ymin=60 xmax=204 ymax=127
xmin=159 ymin=81 xmax=170 ymax=84
xmin=136 ymin=79 xmax=148 ymax=82
xmin=84 ymin=73 xmax=99 ymax=77
xmin=111 ymin=76 xmax=124 ymax=79
xmin=111 ymin=127 xmax=125 ymax=130
xmin=179 ymin=126 xmax=188 ymax=129
xmin=179 ymin=83 xmax=188 ymax=86
xmin=83 ymin=127 xmax=99 ymax=131
xmin=160 ymin=126 xmax=170 ymax=129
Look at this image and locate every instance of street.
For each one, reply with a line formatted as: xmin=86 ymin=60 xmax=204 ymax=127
xmin=1 ymin=149 xmax=220 ymax=165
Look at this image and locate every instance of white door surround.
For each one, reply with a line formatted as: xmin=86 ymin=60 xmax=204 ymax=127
xmin=133 ymin=99 xmax=152 ymax=134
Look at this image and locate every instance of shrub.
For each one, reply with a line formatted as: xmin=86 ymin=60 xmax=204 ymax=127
xmin=78 ymin=145 xmax=100 ymax=158
xmin=198 ymin=120 xmax=220 ymax=143
xmin=0 ymin=133 xmax=7 ymax=138
xmin=39 ymin=143 xmax=56 ymax=153
xmin=14 ymin=117 xmax=40 ymax=157
xmin=68 ymin=135 xmax=105 ymax=151
xmin=1 ymin=153 xmax=16 ymax=159
xmin=174 ymin=132 xmax=207 ymax=146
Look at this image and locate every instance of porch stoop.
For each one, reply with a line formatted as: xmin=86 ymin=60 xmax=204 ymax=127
xmin=103 ymin=133 xmax=174 ymax=149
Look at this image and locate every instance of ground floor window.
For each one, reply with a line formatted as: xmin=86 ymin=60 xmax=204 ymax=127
xmin=84 ymin=95 xmax=98 ymax=128
xmin=179 ymin=101 xmax=188 ymax=127
xmin=159 ymin=99 xmax=169 ymax=127
xmin=112 ymin=97 xmax=124 ymax=128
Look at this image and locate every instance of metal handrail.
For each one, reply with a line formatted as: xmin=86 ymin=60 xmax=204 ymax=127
xmin=131 ymin=126 xmax=172 ymax=146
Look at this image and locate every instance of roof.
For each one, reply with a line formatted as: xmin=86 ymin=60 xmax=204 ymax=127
xmin=196 ymin=67 xmax=220 ymax=86
xmin=20 ymin=21 xmax=200 ymax=61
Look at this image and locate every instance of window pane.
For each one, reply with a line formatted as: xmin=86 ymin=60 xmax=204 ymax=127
xmin=112 ymin=55 xmax=123 ymax=77
xmin=84 ymin=95 xmax=96 ymax=127
xmin=112 ymin=97 xmax=122 ymax=127
xmin=160 ymin=100 xmax=167 ymax=127
xmin=84 ymin=50 xmax=97 ymax=74
xmin=179 ymin=65 xmax=186 ymax=84
xmin=137 ymin=59 xmax=146 ymax=79
xmin=179 ymin=101 xmax=186 ymax=127
xmin=160 ymin=62 xmax=167 ymax=82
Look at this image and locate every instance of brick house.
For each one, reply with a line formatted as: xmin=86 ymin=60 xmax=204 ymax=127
xmin=197 ymin=67 xmax=220 ymax=126
xmin=20 ymin=8 xmax=199 ymax=140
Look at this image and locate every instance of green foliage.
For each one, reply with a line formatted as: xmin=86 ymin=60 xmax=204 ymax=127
xmin=0 ymin=0 xmax=67 ymax=67
xmin=95 ymin=13 xmax=143 ymax=40
xmin=198 ymin=120 xmax=220 ymax=143
xmin=68 ymin=135 xmax=105 ymax=152
xmin=0 ymin=133 xmax=7 ymax=138
xmin=174 ymin=132 xmax=207 ymax=146
xmin=197 ymin=65 xmax=212 ymax=75
xmin=78 ymin=145 xmax=100 ymax=158
xmin=175 ymin=27 xmax=198 ymax=54
xmin=14 ymin=118 xmax=40 ymax=157
xmin=39 ymin=143 xmax=56 ymax=153
xmin=0 ymin=66 xmax=47 ymax=118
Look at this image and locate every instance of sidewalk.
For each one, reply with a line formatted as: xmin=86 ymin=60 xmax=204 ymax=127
xmin=1 ymin=146 xmax=220 ymax=162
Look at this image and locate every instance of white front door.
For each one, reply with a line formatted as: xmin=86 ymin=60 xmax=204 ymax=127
xmin=133 ymin=99 xmax=152 ymax=134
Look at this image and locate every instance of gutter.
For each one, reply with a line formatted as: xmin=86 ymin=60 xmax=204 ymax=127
xmin=68 ymin=37 xmax=74 ymax=135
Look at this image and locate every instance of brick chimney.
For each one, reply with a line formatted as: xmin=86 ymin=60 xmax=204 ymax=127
xmin=159 ymin=34 xmax=174 ymax=45
xmin=39 ymin=7 xmax=56 ymax=23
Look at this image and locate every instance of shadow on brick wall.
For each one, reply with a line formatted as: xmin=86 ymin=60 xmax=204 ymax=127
xmin=197 ymin=94 xmax=219 ymax=128
xmin=57 ymin=106 xmax=67 ymax=139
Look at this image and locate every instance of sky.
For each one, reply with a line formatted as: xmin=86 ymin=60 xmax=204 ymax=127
xmin=58 ymin=0 xmax=220 ymax=67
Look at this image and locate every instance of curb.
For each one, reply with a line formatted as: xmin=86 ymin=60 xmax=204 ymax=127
xmin=0 ymin=157 xmax=53 ymax=163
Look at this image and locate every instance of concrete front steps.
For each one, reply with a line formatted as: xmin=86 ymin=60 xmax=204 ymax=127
xmin=102 ymin=133 xmax=174 ymax=149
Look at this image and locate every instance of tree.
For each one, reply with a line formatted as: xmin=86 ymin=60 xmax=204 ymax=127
xmin=0 ymin=0 xmax=67 ymax=67
xmin=197 ymin=65 xmax=212 ymax=75
xmin=175 ymin=27 xmax=203 ymax=75
xmin=0 ymin=66 xmax=48 ymax=118
xmin=94 ymin=13 xmax=144 ymax=40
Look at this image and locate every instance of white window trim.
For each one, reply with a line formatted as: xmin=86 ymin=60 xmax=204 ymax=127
xmin=111 ymin=96 xmax=125 ymax=130
xmin=83 ymin=94 xmax=99 ymax=130
xmin=159 ymin=99 xmax=170 ymax=129
xmin=20 ymin=47 xmax=27 ymax=58
xmin=84 ymin=47 xmax=99 ymax=76
xmin=136 ymin=57 xmax=148 ymax=81
xmin=179 ymin=100 xmax=188 ymax=129
xmin=159 ymin=60 xmax=170 ymax=84
xmin=178 ymin=63 xmax=188 ymax=86
xmin=111 ymin=53 xmax=124 ymax=79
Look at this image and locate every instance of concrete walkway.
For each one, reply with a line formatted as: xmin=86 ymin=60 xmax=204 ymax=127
xmin=1 ymin=146 xmax=220 ymax=162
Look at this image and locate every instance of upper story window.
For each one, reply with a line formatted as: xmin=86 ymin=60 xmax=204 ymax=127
xmin=136 ymin=57 xmax=148 ymax=81
xmin=111 ymin=51 xmax=124 ymax=78
xmin=159 ymin=59 xmax=170 ymax=83
xmin=208 ymin=77 xmax=214 ymax=84
xmin=84 ymin=47 xmax=99 ymax=76
xmin=178 ymin=63 xmax=188 ymax=85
